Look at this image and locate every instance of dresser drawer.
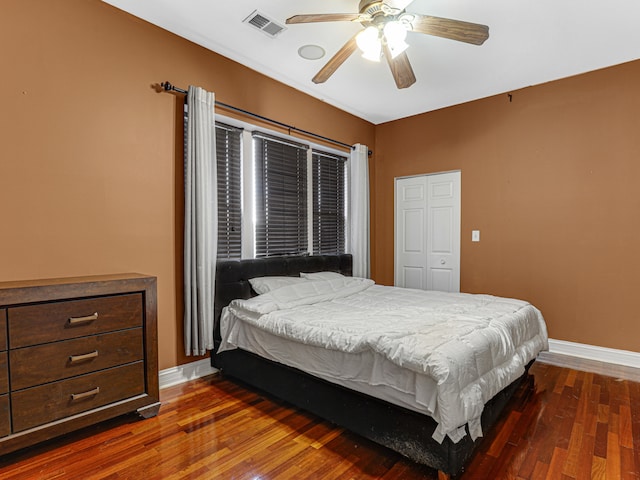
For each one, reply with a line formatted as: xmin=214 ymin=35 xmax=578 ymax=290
xmin=8 ymin=293 xmax=143 ymax=348
xmin=0 ymin=395 xmax=9 ymax=438
xmin=0 ymin=309 xmax=6 ymax=351
xmin=0 ymin=353 xmax=7 ymax=395
xmin=10 ymin=328 xmax=143 ymax=390
xmin=11 ymin=361 xmax=145 ymax=432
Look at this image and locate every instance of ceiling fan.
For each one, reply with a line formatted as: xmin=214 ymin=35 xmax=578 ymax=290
xmin=286 ymin=0 xmax=489 ymax=89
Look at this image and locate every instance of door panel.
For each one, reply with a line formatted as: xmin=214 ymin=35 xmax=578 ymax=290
xmin=403 ymin=267 xmax=424 ymax=288
xmin=430 ymin=268 xmax=453 ymax=292
xmin=430 ymin=207 xmax=453 ymax=252
xmin=404 ymin=209 xmax=424 ymax=252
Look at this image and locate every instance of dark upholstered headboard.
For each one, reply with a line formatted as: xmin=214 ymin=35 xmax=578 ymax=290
xmin=214 ymin=254 xmax=352 ymax=343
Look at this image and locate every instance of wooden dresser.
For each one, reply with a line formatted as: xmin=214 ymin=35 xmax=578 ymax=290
xmin=0 ymin=274 xmax=160 ymax=454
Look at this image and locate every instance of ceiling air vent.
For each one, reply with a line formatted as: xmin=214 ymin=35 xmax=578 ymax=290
xmin=243 ymin=10 xmax=286 ymax=38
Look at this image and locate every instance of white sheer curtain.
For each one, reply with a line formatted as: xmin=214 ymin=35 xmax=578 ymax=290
xmin=350 ymin=144 xmax=370 ymax=278
xmin=184 ymin=86 xmax=217 ymax=356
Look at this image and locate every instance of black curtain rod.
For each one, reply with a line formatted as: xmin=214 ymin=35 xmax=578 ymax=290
xmin=160 ymin=81 xmax=358 ymax=152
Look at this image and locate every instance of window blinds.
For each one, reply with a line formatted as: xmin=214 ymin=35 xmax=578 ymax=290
xmin=253 ymin=132 xmax=308 ymax=257
xmin=312 ymin=150 xmax=347 ymax=255
xmin=216 ymin=122 xmax=243 ymax=259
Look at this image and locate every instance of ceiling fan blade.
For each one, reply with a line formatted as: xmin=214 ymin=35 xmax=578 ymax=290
xmin=383 ymin=46 xmax=416 ymax=89
xmin=410 ymin=14 xmax=489 ymax=45
xmin=312 ymin=35 xmax=359 ymax=84
xmin=286 ymin=13 xmax=361 ymax=24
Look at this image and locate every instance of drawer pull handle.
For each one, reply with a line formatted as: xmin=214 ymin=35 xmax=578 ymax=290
xmin=69 ymin=350 xmax=99 ymax=363
xmin=68 ymin=312 xmax=99 ymax=325
xmin=70 ymin=387 xmax=100 ymax=401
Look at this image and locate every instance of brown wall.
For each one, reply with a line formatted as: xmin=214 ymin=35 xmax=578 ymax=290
xmin=1 ymin=0 xmax=375 ymax=370
xmin=373 ymin=60 xmax=640 ymax=352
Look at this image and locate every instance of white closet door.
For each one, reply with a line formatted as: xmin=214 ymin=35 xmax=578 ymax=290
xmin=395 ymin=171 xmax=460 ymax=292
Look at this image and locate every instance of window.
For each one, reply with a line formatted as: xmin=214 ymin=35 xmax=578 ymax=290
xmin=253 ymin=132 xmax=309 ymax=257
xmin=216 ymin=122 xmax=243 ymax=259
xmin=312 ymin=150 xmax=347 ymax=255
xmin=213 ymin=116 xmax=350 ymax=259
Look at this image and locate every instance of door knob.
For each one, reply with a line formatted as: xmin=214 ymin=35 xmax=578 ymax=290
xmin=440 ymin=259 xmax=446 ymax=265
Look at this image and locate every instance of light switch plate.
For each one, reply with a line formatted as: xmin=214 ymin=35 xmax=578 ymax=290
xmin=472 ymin=230 xmax=480 ymax=242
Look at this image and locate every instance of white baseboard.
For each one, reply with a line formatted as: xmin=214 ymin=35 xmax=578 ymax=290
xmin=159 ymin=358 xmax=218 ymax=389
xmin=538 ymin=338 xmax=640 ymax=372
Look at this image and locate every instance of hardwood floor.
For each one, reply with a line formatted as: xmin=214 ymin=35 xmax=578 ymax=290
xmin=0 ymin=361 xmax=638 ymax=479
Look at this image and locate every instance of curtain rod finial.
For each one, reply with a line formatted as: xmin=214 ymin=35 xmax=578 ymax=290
xmin=161 ymin=81 xmax=173 ymax=91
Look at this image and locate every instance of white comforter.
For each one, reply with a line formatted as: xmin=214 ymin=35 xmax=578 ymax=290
xmin=219 ymin=276 xmax=548 ymax=443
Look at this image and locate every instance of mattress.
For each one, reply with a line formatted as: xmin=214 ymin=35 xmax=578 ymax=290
xmin=221 ymin=312 xmax=439 ymax=416
xmin=219 ymin=274 xmax=548 ymax=443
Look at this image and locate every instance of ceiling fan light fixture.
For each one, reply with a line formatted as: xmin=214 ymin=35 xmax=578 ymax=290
xmin=387 ymin=37 xmax=409 ymax=58
xmin=383 ymin=20 xmax=407 ymax=43
xmin=383 ymin=20 xmax=409 ymax=58
xmin=356 ymin=26 xmax=382 ymax=62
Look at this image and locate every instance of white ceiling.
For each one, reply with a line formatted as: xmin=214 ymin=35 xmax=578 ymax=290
xmin=103 ymin=0 xmax=640 ymax=125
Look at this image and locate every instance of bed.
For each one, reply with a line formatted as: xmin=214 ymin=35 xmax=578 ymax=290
xmin=211 ymin=254 xmax=548 ymax=478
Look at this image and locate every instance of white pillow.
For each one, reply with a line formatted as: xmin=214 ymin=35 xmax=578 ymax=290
xmin=300 ymin=271 xmax=345 ymax=281
xmin=248 ymin=276 xmax=308 ymax=295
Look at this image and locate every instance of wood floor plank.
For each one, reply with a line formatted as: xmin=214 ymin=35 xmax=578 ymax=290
xmin=576 ymin=434 xmax=596 ymax=479
xmin=607 ymin=431 xmax=622 ymax=480
xmin=595 ymin=421 xmax=609 ymax=458
xmin=564 ymin=368 xmax=577 ymax=388
xmin=586 ymin=382 xmax=601 ymax=436
xmin=532 ymin=460 xmax=550 ymax=479
xmin=561 ymin=420 xmax=583 ymax=477
xmin=553 ymin=366 xmax=570 ymax=395
xmin=592 ymin=455 xmax=607 ymax=480
xmin=620 ymin=445 xmax=638 ymax=480
xmin=486 ymin=410 xmax=521 ymax=457
xmin=620 ymin=403 xmax=635 ymax=449
xmin=0 ymin=361 xmax=638 ymax=479
xmin=545 ymin=446 xmax=568 ymax=479
xmin=517 ymin=445 xmax=542 ymax=479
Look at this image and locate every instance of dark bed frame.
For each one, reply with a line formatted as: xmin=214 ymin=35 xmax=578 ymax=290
xmin=211 ymin=254 xmax=528 ymax=478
